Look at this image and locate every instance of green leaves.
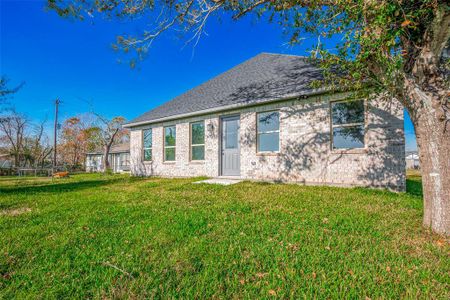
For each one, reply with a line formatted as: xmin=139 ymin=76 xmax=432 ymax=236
xmin=47 ymin=0 xmax=438 ymax=84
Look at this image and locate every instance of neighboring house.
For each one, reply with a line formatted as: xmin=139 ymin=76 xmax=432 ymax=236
xmin=0 ymin=153 xmax=13 ymax=169
xmin=124 ymin=53 xmax=405 ymax=191
xmin=85 ymin=143 xmax=130 ymax=173
xmin=406 ymin=151 xmax=420 ymax=169
xmin=0 ymin=152 xmax=14 ymax=176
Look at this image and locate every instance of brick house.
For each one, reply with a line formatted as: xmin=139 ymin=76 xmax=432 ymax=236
xmin=124 ymin=53 xmax=405 ymax=191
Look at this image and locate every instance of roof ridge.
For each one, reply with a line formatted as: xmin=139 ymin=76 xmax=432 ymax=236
xmin=181 ymin=53 xmax=263 ymax=93
xmin=165 ymin=52 xmax=309 ymax=100
xmin=259 ymin=52 xmax=309 ymax=59
xmin=126 ymin=52 xmax=323 ymax=126
xmin=125 ymin=53 xmax=271 ymax=122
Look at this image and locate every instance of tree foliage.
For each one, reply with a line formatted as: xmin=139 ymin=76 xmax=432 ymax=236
xmin=59 ymin=115 xmax=100 ymax=168
xmin=93 ymin=114 xmax=129 ymax=172
xmin=0 ymin=111 xmax=52 ymax=168
xmin=47 ymin=0 xmax=450 ymax=234
xmin=94 ymin=115 xmax=128 ymax=148
xmin=46 ymin=0 xmax=450 ymax=139
xmin=46 ymin=1 xmax=448 ymax=85
xmin=0 ymin=76 xmax=24 ymax=107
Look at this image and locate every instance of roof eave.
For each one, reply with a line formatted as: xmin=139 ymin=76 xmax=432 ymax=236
xmin=86 ymin=150 xmax=129 ymax=155
xmin=123 ymin=88 xmax=330 ymax=128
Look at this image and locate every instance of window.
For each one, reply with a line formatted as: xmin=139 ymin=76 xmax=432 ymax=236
xmin=86 ymin=156 xmax=93 ymax=167
xmin=164 ymin=126 xmax=176 ymax=161
xmin=143 ymin=129 xmax=152 ymax=161
xmin=331 ymin=100 xmax=365 ymax=149
xmin=120 ymin=153 xmax=130 ymax=167
xmin=92 ymin=155 xmax=101 ymax=167
xmin=190 ymin=121 xmax=205 ymax=160
xmin=257 ymin=111 xmax=280 ymax=152
xmin=224 ymin=118 xmax=239 ymax=149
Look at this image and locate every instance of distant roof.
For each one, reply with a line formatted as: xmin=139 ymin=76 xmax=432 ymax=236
xmin=87 ymin=143 xmax=129 ymax=155
xmin=406 ymin=152 xmax=419 ymax=160
xmin=125 ymin=53 xmax=325 ymax=127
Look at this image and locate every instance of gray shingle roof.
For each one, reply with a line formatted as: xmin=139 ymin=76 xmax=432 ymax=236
xmin=127 ymin=53 xmax=324 ymax=126
xmin=87 ymin=143 xmax=130 ymax=155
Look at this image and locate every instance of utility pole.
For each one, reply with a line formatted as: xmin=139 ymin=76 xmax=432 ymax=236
xmin=53 ymin=98 xmax=60 ymax=171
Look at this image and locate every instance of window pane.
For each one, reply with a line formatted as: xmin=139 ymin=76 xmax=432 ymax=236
xmin=165 ymin=148 xmax=175 ymax=161
xmin=143 ymin=129 xmax=152 ymax=148
xmin=332 ymin=125 xmax=365 ymax=149
xmin=191 ymin=122 xmax=205 ymax=145
xmin=258 ymin=132 xmax=279 ymax=152
xmin=121 ymin=153 xmax=130 ymax=166
xmin=143 ymin=149 xmax=152 ymax=161
xmin=225 ymin=120 xmax=238 ymax=149
xmin=258 ymin=111 xmax=279 ymax=133
xmin=225 ymin=130 xmax=237 ymax=149
xmin=165 ymin=126 xmax=176 ymax=146
xmin=332 ymin=100 xmax=364 ymax=125
xmin=191 ymin=145 xmax=205 ymax=160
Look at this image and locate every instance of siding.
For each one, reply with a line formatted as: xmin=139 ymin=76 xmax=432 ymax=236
xmin=129 ymin=92 xmax=405 ymax=191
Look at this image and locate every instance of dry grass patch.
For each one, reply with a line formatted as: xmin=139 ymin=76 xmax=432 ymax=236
xmin=0 ymin=206 xmax=31 ymax=216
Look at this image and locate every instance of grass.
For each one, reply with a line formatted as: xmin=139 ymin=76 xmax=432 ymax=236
xmin=0 ymin=174 xmax=448 ymax=298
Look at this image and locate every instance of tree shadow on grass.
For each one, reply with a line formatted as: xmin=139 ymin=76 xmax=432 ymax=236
xmin=406 ymin=177 xmax=423 ymax=198
xmin=0 ymin=178 xmax=123 ymax=195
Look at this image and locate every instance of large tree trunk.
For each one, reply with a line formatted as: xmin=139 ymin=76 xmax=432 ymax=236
xmin=415 ymin=115 xmax=450 ymax=235
xmin=404 ymin=79 xmax=450 ymax=236
xmin=401 ymin=5 xmax=450 ymax=236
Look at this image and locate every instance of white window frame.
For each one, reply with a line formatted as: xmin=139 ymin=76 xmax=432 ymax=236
xmin=256 ymin=110 xmax=280 ymax=153
xmin=163 ymin=125 xmax=176 ymax=162
xmin=330 ymin=99 xmax=366 ymax=150
xmin=142 ymin=128 xmax=152 ymax=162
xmin=190 ymin=121 xmax=205 ymax=161
xmin=120 ymin=153 xmax=130 ymax=167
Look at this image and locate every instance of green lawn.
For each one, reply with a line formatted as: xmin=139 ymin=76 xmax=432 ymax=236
xmin=0 ymin=174 xmax=448 ymax=298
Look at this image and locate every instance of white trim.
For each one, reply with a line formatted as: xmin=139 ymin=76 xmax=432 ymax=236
xmin=163 ymin=125 xmax=176 ymax=162
xmin=330 ymin=99 xmax=366 ymax=150
xmin=123 ymin=89 xmax=329 ymax=128
xmin=142 ymin=128 xmax=153 ymax=162
xmin=190 ymin=121 xmax=205 ymax=161
xmin=256 ymin=110 xmax=280 ymax=154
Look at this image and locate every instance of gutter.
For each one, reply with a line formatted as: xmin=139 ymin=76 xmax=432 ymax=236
xmin=86 ymin=150 xmax=129 ymax=155
xmin=123 ymin=88 xmax=330 ymax=128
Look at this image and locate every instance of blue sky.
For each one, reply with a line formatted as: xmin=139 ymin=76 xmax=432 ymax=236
xmin=1 ymin=0 xmax=417 ymax=150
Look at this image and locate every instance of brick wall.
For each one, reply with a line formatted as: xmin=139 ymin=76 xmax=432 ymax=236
xmin=129 ymin=92 xmax=405 ymax=191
